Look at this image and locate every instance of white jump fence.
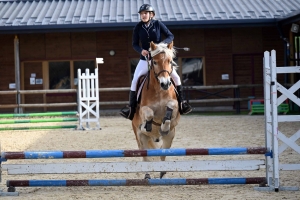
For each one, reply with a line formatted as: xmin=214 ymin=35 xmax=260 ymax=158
xmin=0 ymin=52 xmax=299 ymax=196
xmin=77 ymin=58 xmax=103 ymax=130
xmin=263 ymin=50 xmax=300 ymax=191
xmin=0 ymin=147 xmax=268 ymax=196
xmin=0 ymin=58 xmax=103 ymax=131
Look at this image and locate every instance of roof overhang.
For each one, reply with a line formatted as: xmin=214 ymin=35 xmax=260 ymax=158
xmin=0 ymin=18 xmax=280 ymax=34
xmin=277 ymin=10 xmax=300 ymax=26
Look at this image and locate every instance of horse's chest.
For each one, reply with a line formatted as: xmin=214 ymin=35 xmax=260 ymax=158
xmin=150 ymin=99 xmax=172 ymax=113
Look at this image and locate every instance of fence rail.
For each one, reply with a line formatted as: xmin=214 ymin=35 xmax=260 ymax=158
xmin=0 ymin=84 xmax=264 ymax=113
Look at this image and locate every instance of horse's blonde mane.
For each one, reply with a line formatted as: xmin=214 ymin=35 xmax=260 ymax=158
xmin=149 ymin=42 xmax=177 ymax=61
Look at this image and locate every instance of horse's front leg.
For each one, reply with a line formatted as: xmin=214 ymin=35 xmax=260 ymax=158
xmin=140 ymin=106 xmax=154 ymax=132
xmin=160 ymin=100 xmax=178 ymax=136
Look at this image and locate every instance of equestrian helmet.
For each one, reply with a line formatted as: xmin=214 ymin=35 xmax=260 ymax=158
xmin=138 ymin=4 xmax=155 ymax=15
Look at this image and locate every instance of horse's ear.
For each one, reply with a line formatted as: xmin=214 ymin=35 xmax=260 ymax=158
xmin=167 ymin=41 xmax=173 ymax=49
xmin=150 ymin=41 xmax=157 ymax=50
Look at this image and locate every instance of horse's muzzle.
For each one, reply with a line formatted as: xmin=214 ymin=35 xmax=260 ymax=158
xmin=160 ymin=81 xmax=171 ymax=90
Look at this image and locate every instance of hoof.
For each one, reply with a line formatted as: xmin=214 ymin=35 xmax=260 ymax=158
xmin=144 ymin=173 xmax=151 ymax=179
xmin=159 ymin=128 xmax=169 ymax=136
xmin=160 ymin=171 xmax=166 ymax=179
xmin=160 ymin=119 xmax=170 ymax=136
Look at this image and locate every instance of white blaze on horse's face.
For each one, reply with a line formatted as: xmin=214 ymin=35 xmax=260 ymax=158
xmin=153 ymin=55 xmax=172 ymax=91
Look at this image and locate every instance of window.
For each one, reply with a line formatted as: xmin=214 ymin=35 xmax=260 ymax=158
xmin=48 ymin=60 xmax=95 ymax=89
xmin=74 ymin=61 xmax=95 ymax=78
xmin=181 ymin=58 xmax=203 ymax=86
xmin=49 ymin=61 xmax=70 ymax=89
xmin=74 ymin=60 xmax=95 ymax=87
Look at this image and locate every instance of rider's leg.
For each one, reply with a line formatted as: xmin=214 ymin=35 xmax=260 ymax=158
xmin=171 ymin=70 xmax=192 ymax=114
xmin=120 ymin=60 xmax=148 ymax=120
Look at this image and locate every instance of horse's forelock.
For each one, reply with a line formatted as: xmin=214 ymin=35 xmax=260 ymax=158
xmin=150 ymin=42 xmax=176 ymax=61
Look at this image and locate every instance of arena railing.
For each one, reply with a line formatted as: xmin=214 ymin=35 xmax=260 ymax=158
xmin=0 ymin=84 xmax=264 ymax=114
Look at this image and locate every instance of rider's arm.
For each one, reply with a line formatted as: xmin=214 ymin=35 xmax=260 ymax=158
xmin=132 ymin=24 xmax=143 ymax=54
xmin=159 ymin=21 xmax=174 ymax=44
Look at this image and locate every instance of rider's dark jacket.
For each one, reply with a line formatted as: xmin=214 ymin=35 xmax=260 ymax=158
xmin=132 ymin=19 xmax=174 ymax=61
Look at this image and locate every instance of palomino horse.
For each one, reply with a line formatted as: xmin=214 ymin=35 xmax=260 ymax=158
xmin=132 ymin=41 xmax=180 ymax=179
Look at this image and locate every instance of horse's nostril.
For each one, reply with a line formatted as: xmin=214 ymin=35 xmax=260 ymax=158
xmin=160 ymin=82 xmax=170 ymax=90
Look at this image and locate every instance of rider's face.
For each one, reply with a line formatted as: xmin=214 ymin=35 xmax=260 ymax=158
xmin=140 ymin=11 xmax=153 ymax=22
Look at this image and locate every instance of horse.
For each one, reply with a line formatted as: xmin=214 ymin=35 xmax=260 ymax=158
xmin=132 ymin=41 xmax=180 ymax=179
xmin=52 ymin=76 xmax=70 ymax=89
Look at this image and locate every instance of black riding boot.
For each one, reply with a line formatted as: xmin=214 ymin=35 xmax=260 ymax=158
xmin=120 ymin=91 xmax=137 ymax=120
xmin=176 ymin=85 xmax=192 ymax=115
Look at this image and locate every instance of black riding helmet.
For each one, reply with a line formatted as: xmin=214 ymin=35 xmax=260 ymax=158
xmin=138 ymin=4 xmax=155 ymax=16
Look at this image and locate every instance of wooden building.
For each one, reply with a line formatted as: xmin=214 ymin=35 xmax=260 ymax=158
xmin=0 ymin=0 xmax=299 ymax=112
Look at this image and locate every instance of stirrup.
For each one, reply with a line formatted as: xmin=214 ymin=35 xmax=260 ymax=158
xmin=181 ymin=101 xmax=192 ymax=115
xmin=119 ymin=105 xmax=135 ymax=120
xmin=119 ymin=105 xmax=131 ymax=119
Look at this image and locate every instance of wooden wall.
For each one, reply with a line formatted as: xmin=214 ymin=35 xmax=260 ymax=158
xmin=0 ymin=26 xmax=285 ymax=112
xmin=0 ymin=35 xmax=16 ymax=112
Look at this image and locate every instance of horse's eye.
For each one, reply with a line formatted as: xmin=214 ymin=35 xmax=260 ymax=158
xmin=153 ymin=61 xmax=157 ymax=65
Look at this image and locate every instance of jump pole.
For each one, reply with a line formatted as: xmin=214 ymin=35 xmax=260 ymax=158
xmin=0 ymin=125 xmax=77 ymax=131
xmin=0 ymin=118 xmax=78 ymax=124
xmin=0 ymin=111 xmax=79 ymax=131
xmin=0 ymin=147 xmax=268 ymax=196
xmin=0 ymin=111 xmax=78 ymax=118
xmin=7 ymin=177 xmax=266 ymax=187
xmin=1 ymin=147 xmax=267 ymax=175
xmin=1 ymin=147 xmax=268 ymax=159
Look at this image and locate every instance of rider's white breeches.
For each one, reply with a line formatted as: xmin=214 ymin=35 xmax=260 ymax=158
xmin=130 ymin=59 xmax=181 ymax=91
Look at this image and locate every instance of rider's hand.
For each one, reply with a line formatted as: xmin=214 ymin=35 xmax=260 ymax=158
xmin=141 ymin=50 xmax=149 ymax=57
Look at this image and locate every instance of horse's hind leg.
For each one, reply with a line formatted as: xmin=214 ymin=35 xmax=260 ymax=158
xmin=160 ymin=128 xmax=175 ymax=161
xmin=160 ymin=128 xmax=175 ymax=179
xmin=138 ymin=130 xmax=158 ymax=179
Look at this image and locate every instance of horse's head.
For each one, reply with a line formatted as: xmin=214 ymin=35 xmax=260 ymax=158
xmin=150 ymin=41 xmax=177 ymax=90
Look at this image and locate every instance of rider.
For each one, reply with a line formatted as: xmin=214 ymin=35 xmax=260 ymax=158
xmin=120 ymin=4 xmax=192 ymax=120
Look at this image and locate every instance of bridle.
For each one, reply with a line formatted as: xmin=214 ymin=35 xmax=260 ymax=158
xmin=146 ymin=53 xmax=174 ymax=81
xmin=144 ymin=54 xmax=174 ymax=127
